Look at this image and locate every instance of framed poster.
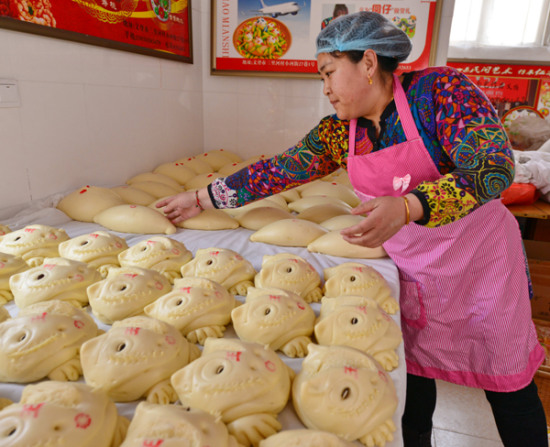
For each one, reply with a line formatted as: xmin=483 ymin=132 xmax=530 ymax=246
xmin=211 ymin=0 xmax=441 ymax=78
xmin=0 ymin=0 xmax=193 ymax=62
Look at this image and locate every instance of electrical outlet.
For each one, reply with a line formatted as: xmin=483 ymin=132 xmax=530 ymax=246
xmin=0 ymin=79 xmax=20 ymax=108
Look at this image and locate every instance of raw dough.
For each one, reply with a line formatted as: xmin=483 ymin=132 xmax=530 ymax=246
xmin=299 ymin=182 xmax=361 ymax=207
xmin=56 ymin=185 xmax=126 ymax=222
xmin=307 ymin=231 xmax=387 ymax=259
xmin=145 ymin=276 xmax=239 ymax=344
xmin=126 ymin=172 xmax=182 ymax=190
xmin=320 ymin=214 xmax=363 ymax=231
xmin=184 ymin=172 xmax=222 ymax=191
xmin=198 ymin=151 xmax=233 ymax=171
xmin=87 ymin=266 xmax=171 ymax=324
xmin=0 ymin=381 xmax=129 ymax=447
xmin=153 ymin=162 xmax=197 ymax=185
xmin=10 ymin=257 xmax=102 ymax=308
xmin=259 ymin=429 xmax=357 ymax=447
xmin=58 ymin=230 xmax=128 ymax=277
xmin=93 ymin=204 xmax=177 ymax=235
xmin=0 ymin=300 xmax=99 ymax=382
xmin=171 ymin=338 xmax=294 ymax=447
xmin=0 ymin=224 xmax=70 ymax=267
xmin=120 ymin=402 xmax=243 ymax=447
xmin=323 ymin=262 xmax=399 ymax=314
xmin=254 ymin=253 xmax=322 ymax=303
xmin=118 ymin=236 xmax=192 ymax=283
xmin=181 ymin=208 xmax=240 ymax=230
xmin=296 ymin=203 xmax=351 ymax=224
xmin=292 ymin=344 xmax=398 ymax=447
xmin=0 ymin=306 xmax=10 ymax=323
xmin=180 ymin=247 xmax=256 ymax=296
xmin=218 ymin=161 xmax=249 ymax=176
xmin=225 ymin=197 xmax=289 ymax=218
xmin=0 ymin=252 xmax=28 ymax=305
xmin=211 ymin=148 xmax=243 ymax=163
xmin=278 ymin=188 xmax=301 ymax=203
xmin=174 ymin=156 xmax=212 ymax=174
xmin=288 ymin=196 xmax=352 ymax=213
xmin=250 ymin=219 xmax=328 ymax=248
xmin=80 ymin=315 xmax=200 ymax=403
xmin=129 ymin=181 xmax=181 ymax=198
xmin=237 ymin=207 xmax=294 ymax=231
xmin=0 ymin=225 xmax=10 ymax=235
xmin=111 ymin=185 xmax=156 ymax=206
xmin=231 ymin=287 xmax=315 ymax=357
xmin=315 ymin=295 xmax=402 ymax=371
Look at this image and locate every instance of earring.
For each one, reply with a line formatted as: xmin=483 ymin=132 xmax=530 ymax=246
xmin=368 ymin=76 xmax=373 ymax=85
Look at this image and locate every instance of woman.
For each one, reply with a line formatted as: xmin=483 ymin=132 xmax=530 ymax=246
xmin=321 ymin=3 xmax=349 ymax=29
xmin=158 ymin=12 xmax=547 ymax=447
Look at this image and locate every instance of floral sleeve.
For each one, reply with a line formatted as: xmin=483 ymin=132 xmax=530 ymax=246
xmin=413 ymin=68 xmax=514 ymax=227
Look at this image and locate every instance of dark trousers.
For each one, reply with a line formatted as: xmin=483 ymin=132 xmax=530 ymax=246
xmin=402 ymin=373 xmax=549 ymax=447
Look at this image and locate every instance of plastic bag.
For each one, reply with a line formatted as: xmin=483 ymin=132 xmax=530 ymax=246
xmin=501 ymin=182 xmax=540 ymax=206
xmin=506 ymin=115 xmax=550 ymax=151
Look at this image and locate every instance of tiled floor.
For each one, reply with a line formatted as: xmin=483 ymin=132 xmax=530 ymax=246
xmin=431 ymin=380 xmax=504 ymax=447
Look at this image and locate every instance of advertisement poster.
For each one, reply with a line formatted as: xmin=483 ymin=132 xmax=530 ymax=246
xmin=212 ymin=0 xmax=440 ymax=77
xmin=0 ymin=0 xmax=192 ymax=62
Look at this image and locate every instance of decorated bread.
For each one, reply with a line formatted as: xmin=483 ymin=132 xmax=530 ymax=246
xmin=0 ymin=381 xmax=129 ymax=447
xmin=171 ymin=338 xmax=294 ymax=447
xmin=254 ymin=253 xmax=322 ymax=303
xmin=10 ymin=257 xmax=102 ymax=308
xmin=259 ymin=429 xmax=357 ymax=447
xmin=314 ymin=296 xmax=402 ymax=371
xmin=198 ymin=150 xmax=235 ymax=170
xmin=231 ymin=287 xmax=315 ymax=357
xmin=0 ymin=300 xmax=99 ymax=382
xmin=87 ymin=266 xmax=171 ymax=324
xmin=181 ymin=208 xmax=240 ymax=230
xmin=120 ymin=402 xmax=244 ymax=447
xmin=296 ymin=203 xmax=351 ymax=224
xmin=118 ymin=236 xmax=192 ymax=283
xmin=58 ymin=231 xmax=128 ymax=277
xmin=0 ymin=225 xmax=10 ymax=236
xmin=111 ymin=185 xmax=156 ymax=206
xmin=0 ymin=306 xmax=10 ymax=323
xmin=56 ymin=185 xmax=126 ymax=222
xmin=128 ymin=181 xmax=181 ymax=199
xmin=145 ymin=276 xmax=239 ymax=345
xmin=183 ymin=173 xmax=222 ymax=191
xmin=277 ymin=188 xmax=301 ymax=203
xmin=225 ymin=197 xmax=289 ymax=218
xmin=180 ymin=248 xmax=256 ymax=296
xmin=320 ymin=214 xmax=363 ymax=231
xmin=250 ymin=219 xmax=328 ymax=247
xmin=292 ymin=344 xmax=398 ymax=447
xmin=174 ymin=156 xmax=212 ymax=174
xmin=0 ymin=252 xmax=28 ymax=305
xmin=307 ymin=231 xmax=387 ymax=259
xmin=153 ymin=162 xmax=197 ymax=185
xmin=299 ymin=182 xmax=361 ymax=207
xmin=0 ymin=224 xmax=69 ymax=267
xmin=126 ymin=172 xmax=182 ymax=190
xmin=237 ymin=207 xmax=294 ymax=231
xmin=287 ymin=196 xmax=352 ymax=213
xmin=93 ymin=204 xmax=176 ymax=235
xmin=323 ymin=262 xmax=399 ymax=314
xmin=218 ymin=161 xmax=249 ymax=176
xmin=210 ymin=148 xmax=242 ymax=163
xmin=80 ymin=315 xmax=200 ymax=403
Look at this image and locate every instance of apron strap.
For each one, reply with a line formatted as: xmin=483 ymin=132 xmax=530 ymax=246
xmin=393 ymin=74 xmax=421 ymax=142
xmin=349 ymin=118 xmax=358 ymax=156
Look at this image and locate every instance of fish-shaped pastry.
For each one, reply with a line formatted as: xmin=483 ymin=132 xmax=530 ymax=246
xmin=118 ymin=236 xmax=192 ymax=283
xmin=145 ymin=276 xmax=239 ymax=345
xmin=0 ymin=252 xmax=28 ymax=305
xmin=10 ymin=257 xmax=102 ymax=308
xmin=259 ymin=429 xmax=357 ymax=447
xmin=0 ymin=224 xmax=69 ymax=267
xmin=171 ymin=338 xmax=294 ymax=447
xmin=180 ymin=247 xmax=256 ymax=295
xmin=0 ymin=380 xmax=129 ymax=447
xmin=58 ymin=230 xmax=128 ymax=277
xmin=0 ymin=300 xmax=99 ymax=382
xmin=231 ymin=287 xmax=315 ymax=357
xmin=292 ymin=344 xmax=398 ymax=447
xmin=323 ymin=262 xmax=399 ymax=314
xmin=314 ymin=295 xmax=402 ymax=371
xmin=81 ymin=315 xmax=200 ymax=403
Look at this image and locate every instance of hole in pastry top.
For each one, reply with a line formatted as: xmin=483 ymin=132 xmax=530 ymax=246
xmin=13 ymin=236 xmax=21 ymax=241
xmin=140 ymin=246 xmax=147 ymax=251
xmin=53 ymin=424 xmax=63 ymax=431
xmin=264 ymin=307 xmax=271 ymax=315
xmin=5 ymin=426 xmax=17 ymax=436
xmin=206 ymin=259 xmax=213 ymax=265
xmin=341 ymin=387 xmax=351 ymax=400
xmin=351 ymin=317 xmax=359 ymax=325
xmin=80 ymin=240 xmax=89 ymax=246
xmin=35 ymin=273 xmax=46 ymax=281
xmin=116 ymin=342 xmax=127 ymax=352
xmin=176 ymin=298 xmax=183 ymax=306
xmin=119 ymin=285 xmax=128 ymax=292
xmin=16 ymin=331 xmax=27 ymax=342
xmin=285 ymin=267 xmax=293 ymax=273
xmin=350 ymin=275 xmax=357 ymax=282
xmin=215 ymin=365 xmax=224 ymax=374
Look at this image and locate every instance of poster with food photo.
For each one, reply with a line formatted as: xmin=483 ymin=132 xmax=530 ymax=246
xmin=211 ymin=0 xmax=441 ymax=77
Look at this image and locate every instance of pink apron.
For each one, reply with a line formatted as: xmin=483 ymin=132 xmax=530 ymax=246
xmin=347 ymin=74 xmax=544 ymax=392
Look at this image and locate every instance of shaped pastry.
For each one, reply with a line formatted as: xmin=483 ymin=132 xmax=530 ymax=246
xmin=58 ymin=231 xmax=128 ymax=277
xmin=154 ymin=162 xmax=197 ymax=185
xmin=126 ymin=172 xmax=182 ymax=190
xmin=111 ymin=185 xmax=156 ymax=206
xmin=307 ymin=231 xmax=387 ymax=259
xmin=0 ymin=225 xmax=10 ymax=236
xmin=278 ymin=188 xmax=301 ymax=202
xmin=80 ymin=315 xmax=200 ymax=403
xmin=87 ymin=266 xmax=171 ymax=324
xmin=145 ymin=276 xmax=239 ymax=344
xmin=56 ymin=185 xmax=126 ymax=222
xmin=0 ymin=306 xmax=9 ymax=323
xmin=129 ymin=181 xmax=180 ymax=198
xmin=174 ymin=156 xmax=213 ymax=174
xmin=180 ymin=248 xmax=255 ymax=296
xmin=296 ymin=203 xmax=351 ymax=224
xmin=320 ymin=214 xmax=363 ymax=231
xmin=171 ymin=338 xmax=294 ymax=447
xmin=0 ymin=252 xmax=28 ymax=305
xmin=314 ymin=296 xmax=402 ymax=371
xmin=237 ymin=207 xmax=294 ymax=231
xmin=120 ymin=402 xmax=244 ymax=447
xmin=292 ymin=344 xmax=398 ymax=447
xmin=231 ymin=287 xmax=315 ymax=357
xmin=0 ymin=224 xmax=69 ymax=267
xmin=0 ymin=300 xmax=99 ymax=382
xmin=299 ymin=182 xmax=361 ymax=207
xmin=181 ymin=208 xmax=240 ymax=230
xmin=199 ymin=150 xmax=234 ymax=170
xmin=323 ymin=262 xmax=399 ymax=314
xmin=118 ymin=236 xmax=192 ymax=283
xmin=254 ymin=253 xmax=322 ymax=303
xmin=93 ymin=204 xmax=177 ymax=235
xmin=250 ymin=219 xmax=328 ymax=247
xmin=226 ymin=197 xmax=289 ymax=218
xmin=10 ymin=257 xmax=102 ymax=308
xmin=287 ymin=196 xmax=352 ymax=213
xmin=184 ymin=173 xmax=223 ymax=191
xmin=0 ymin=381 xmax=129 ymax=447
xmin=218 ymin=161 xmax=249 ymax=176
xmin=211 ymin=148 xmax=242 ymax=163
xmin=259 ymin=429 xmax=357 ymax=447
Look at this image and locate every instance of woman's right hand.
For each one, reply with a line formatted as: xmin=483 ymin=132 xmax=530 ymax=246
xmin=156 ymin=188 xmax=210 ymax=224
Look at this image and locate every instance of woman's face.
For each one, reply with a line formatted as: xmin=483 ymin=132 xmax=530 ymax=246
xmin=317 ymin=52 xmax=370 ymax=121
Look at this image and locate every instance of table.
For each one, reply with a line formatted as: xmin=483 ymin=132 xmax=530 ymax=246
xmin=506 ymin=200 xmax=550 ymax=239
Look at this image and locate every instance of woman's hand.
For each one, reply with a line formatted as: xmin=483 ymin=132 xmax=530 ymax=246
xmin=156 ymin=188 xmax=211 ymax=224
xmin=340 ymin=194 xmax=422 ymax=248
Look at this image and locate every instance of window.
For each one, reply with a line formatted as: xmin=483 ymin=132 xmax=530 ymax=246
xmin=448 ymin=0 xmax=550 ymax=62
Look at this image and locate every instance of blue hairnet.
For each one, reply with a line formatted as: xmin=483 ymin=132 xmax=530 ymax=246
xmin=316 ymin=11 xmax=412 ymax=61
